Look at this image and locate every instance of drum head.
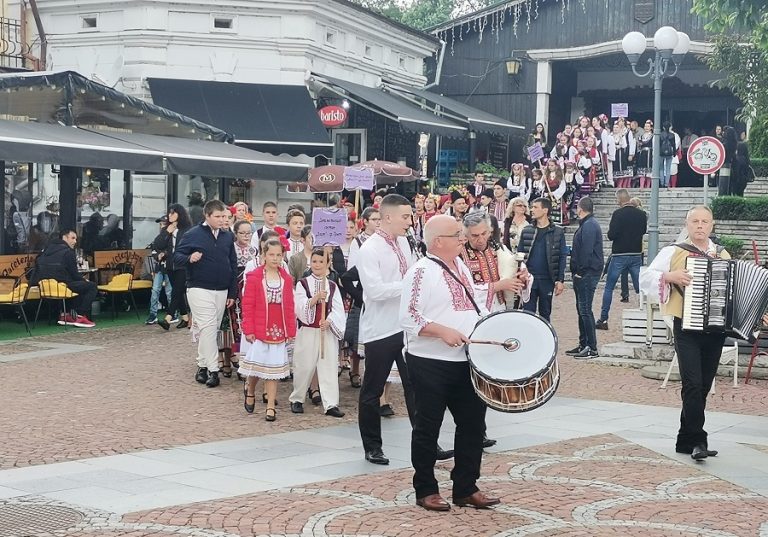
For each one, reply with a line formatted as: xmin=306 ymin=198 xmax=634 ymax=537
xmin=467 ymin=310 xmax=557 ymax=383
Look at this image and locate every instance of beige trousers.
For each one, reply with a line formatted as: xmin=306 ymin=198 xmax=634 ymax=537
xmin=186 ymin=287 xmax=227 ymax=372
xmin=289 ymin=326 xmax=340 ymax=410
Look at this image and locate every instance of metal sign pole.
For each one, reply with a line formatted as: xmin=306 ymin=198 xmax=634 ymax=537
xmin=703 ymin=174 xmax=709 ymax=205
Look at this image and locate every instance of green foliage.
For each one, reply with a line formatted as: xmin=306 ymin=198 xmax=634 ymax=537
xmin=711 ymin=196 xmax=768 ymax=221
xmin=717 ymin=236 xmax=745 ymax=258
xmin=473 ymin=162 xmax=507 ymax=177
xmin=751 ymin=157 xmax=768 ymax=177
xmin=749 ymin=118 xmax=768 ymax=158
xmin=350 ymin=0 xmax=493 ymax=30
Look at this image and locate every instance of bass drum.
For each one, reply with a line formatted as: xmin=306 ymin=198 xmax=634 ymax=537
xmin=466 ymin=310 xmax=559 ymax=413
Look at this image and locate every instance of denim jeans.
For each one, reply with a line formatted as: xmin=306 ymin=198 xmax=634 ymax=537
xmin=148 ymin=272 xmax=172 ymax=318
xmin=573 ymin=274 xmax=599 ymax=350
xmin=599 ymin=255 xmax=642 ymax=321
xmin=660 ymin=156 xmax=673 ymax=187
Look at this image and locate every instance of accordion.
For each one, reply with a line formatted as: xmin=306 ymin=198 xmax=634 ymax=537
xmin=682 ymin=257 xmax=768 ymax=341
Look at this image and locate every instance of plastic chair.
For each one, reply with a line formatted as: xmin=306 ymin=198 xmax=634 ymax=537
xmin=661 ymin=341 xmax=739 ymax=394
xmin=34 ymin=279 xmax=78 ymax=329
xmin=0 ymin=275 xmax=32 ymax=336
xmin=97 ymin=273 xmax=139 ymax=320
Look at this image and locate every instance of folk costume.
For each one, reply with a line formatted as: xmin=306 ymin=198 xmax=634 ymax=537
xmin=640 ymin=240 xmax=730 ymax=455
xmin=239 ymin=265 xmax=296 ymax=380
xmin=460 ymin=243 xmax=505 ymax=312
xmin=399 ymin=254 xmax=491 ymax=504
xmin=217 ymin=242 xmax=258 ymax=373
xmin=357 ymin=228 xmax=418 ymax=456
xmin=636 ymin=131 xmax=654 ymax=188
xmin=611 ymin=128 xmax=635 ymax=188
xmin=289 ymin=274 xmax=346 ymax=412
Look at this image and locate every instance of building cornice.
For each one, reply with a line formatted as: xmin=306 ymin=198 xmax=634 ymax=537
xmin=524 ymin=40 xmax=714 ymax=61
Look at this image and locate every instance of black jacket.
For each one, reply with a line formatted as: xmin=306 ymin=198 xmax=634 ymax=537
xmin=518 ymin=223 xmax=568 ymax=282
xmin=153 ymin=226 xmax=189 ymax=272
xmin=31 ymin=239 xmax=80 ymax=285
xmin=340 ymin=265 xmax=364 ymax=307
xmin=570 ymin=214 xmax=604 ymax=277
xmin=607 ymin=205 xmax=647 ymax=254
xmin=173 ymin=224 xmax=238 ymax=298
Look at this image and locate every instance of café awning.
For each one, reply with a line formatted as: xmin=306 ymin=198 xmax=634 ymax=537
xmin=0 ymin=120 xmax=309 ymax=181
xmin=148 ymin=78 xmax=333 ymax=157
xmin=313 ymin=74 xmax=467 ymax=138
xmin=382 ymin=83 xmax=525 ymax=136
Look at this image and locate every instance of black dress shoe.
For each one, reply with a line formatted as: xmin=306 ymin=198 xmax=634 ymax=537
xmin=205 ymin=371 xmax=220 ymax=388
xmin=436 ymin=445 xmax=454 ymax=460
xmin=379 ymin=404 xmax=395 ymax=417
xmin=596 ymin=320 xmax=608 ymax=330
xmin=565 ymin=346 xmax=583 ymax=356
xmin=691 ymin=444 xmax=708 ymax=461
xmin=365 ymin=448 xmax=389 ymax=465
xmin=176 ymin=319 xmax=189 ymax=329
xmin=325 ymin=406 xmax=345 ymax=418
xmin=482 ymin=435 xmax=497 ymax=449
xmin=244 ymin=393 xmax=255 ymax=414
xmin=291 ymin=401 xmax=304 ymax=414
xmin=158 ymin=318 xmax=170 ymax=331
xmin=677 ymin=446 xmax=719 ymax=457
xmin=620 ymin=297 xmax=630 ymax=303
xmin=195 ymin=367 xmax=208 ymax=384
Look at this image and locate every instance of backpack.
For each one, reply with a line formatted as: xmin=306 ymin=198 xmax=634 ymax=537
xmin=660 ymin=133 xmax=675 ymax=157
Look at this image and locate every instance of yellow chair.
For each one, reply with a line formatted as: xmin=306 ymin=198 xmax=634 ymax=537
xmin=98 ymin=273 xmax=139 ymax=320
xmin=34 ymin=279 xmax=78 ymax=328
xmin=0 ymin=276 xmax=32 ymax=336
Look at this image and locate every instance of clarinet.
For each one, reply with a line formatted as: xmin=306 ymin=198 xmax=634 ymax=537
xmin=406 ymin=228 xmax=425 ymax=259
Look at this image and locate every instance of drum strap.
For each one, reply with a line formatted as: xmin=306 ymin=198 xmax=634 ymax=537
xmin=427 ymin=257 xmax=482 ymax=315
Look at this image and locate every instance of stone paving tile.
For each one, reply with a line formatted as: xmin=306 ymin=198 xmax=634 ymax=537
xmin=1 ymin=294 xmax=767 ymax=470
xmin=35 ymin=433 xmax=760 ymax=537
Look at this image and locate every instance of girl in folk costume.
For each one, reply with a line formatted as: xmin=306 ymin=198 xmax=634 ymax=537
xmin=240 ymin=239 xmax=297 ymax=422
xmin=598 ymin=115 xmax=615 ymax=186
xmin=233 ymin=201 xmax=254 ymax=225
xmin=550 ymin=132 xmax=570 ymax=161
xmin=577 ymin=115 xmax=591 ymax=134
xmin=584 ymin=136 xmax=603 ymax=191
xmin=439 ymin=195 xmax=452 ymax=215
xmin=530 ymin=168 xmax=546 ymax=199
xmin=412 ymin=194 xmax=426 ymax=239
xmin=610 ymin=121 xmax=634 ymax=188
xmin=286 ymin=209 xmax=306 ymax=256
xmin=423 ymin=194 xmax=439 ymax=223
xmin=507 ymin=163 xmax=531 ymax=201
xmin=289 ymin=249 xmax=347 ymax=418
xmin=542 ymin=159 xmax=567 ymax=225
xmin=502 ymin=196 xmax=532 ymax=252
xmin=218 ymin=220 xmax=258 ymax=380
xmin=571 ymin=127 xmax=584 ymax=146
xmin=636 ymin=120 xmax=654 ymax=188
xmin=563 ymin=160 xmax=584 ymax=224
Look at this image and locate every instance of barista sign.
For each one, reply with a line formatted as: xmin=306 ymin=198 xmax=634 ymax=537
xmin=318 ymin=106 xmax=348 ymax=128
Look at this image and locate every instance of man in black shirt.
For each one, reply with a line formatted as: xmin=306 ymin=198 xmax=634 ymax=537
xmin=596 ymin=189 xmax=647 ymax=329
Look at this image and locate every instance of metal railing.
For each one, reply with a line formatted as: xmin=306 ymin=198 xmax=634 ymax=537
xmin=0 ymin=17 xmax=25 ymax=70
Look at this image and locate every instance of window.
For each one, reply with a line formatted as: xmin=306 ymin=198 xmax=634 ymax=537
xmin=80 ymin=15 xmax=98 ymax=29
xmin=211 ymin=14 xmax=237 ymax=33
xmin=364 ymin=44 xmax=372 ymax=58
xmin=325 ymin=28 xmax=337 ymax=47
xmin=398 ymin=55 xmax=406 ymax=69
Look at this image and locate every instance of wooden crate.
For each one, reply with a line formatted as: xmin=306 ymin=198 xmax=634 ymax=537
xmin=622 ymin=307 xmax=672 ymax=345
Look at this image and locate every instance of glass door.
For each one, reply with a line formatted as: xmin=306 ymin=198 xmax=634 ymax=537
xmin=332 ymin=129 xmax=367 ymax=166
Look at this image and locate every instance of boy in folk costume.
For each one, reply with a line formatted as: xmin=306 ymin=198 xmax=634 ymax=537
xmin=290 ymin=249 xmax=347 ymax=418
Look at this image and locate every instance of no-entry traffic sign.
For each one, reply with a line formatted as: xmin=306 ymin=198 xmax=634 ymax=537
xmin=687 ymin=136 xmax=726 ymax=175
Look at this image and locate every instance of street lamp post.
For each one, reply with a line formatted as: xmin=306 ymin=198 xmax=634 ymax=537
xmin=622 ymin=27 xmax=689 ymax=262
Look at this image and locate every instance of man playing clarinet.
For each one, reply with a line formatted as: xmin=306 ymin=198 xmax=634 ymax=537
xmin=641 ymin=206 xmax=731 ymax=460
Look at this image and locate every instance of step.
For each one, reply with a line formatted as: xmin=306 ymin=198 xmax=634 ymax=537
xmin=640 ymin=364 xmax=680 ymax=381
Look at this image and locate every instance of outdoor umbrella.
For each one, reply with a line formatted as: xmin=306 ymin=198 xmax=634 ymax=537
xmin=357 ymin=159 xmax=419 ymax=185
xmin=306 ymin=165 xmax=346 ymax=193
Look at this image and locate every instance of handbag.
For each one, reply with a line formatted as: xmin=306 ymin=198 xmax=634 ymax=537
xmin=748 ymin=165 xmax=756 ymax=183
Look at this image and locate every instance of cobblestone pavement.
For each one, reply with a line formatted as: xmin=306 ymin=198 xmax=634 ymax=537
xmin=4 ymin=433 xmax=764 ymax=537
xmin=1 ymin=292 xmax=767 ymax=470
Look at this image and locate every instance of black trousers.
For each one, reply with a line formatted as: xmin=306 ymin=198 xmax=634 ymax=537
xmin=358 ymin=332 xmax=416 ymax=453
xmin=407 ymin=353 xmax=486 ymax=499
xmin=68 ymin=280 xmax=98 ymax=317
xmin=167 ymin=269 xmax=188 ymax=317
xmin=672 ymin=318 xmax=725 ymax=450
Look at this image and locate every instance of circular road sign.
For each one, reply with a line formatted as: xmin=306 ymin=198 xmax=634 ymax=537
xmin=687 ymin=136 xmax=726 ymax=176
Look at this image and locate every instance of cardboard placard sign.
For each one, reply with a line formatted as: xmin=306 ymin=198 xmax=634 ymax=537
xmin=526 ymin=142 xmax=545 ymax=162
xmin=611 ymin=103 xmax=629 ymax=118
xmin=343 ymin=167 xmax=375 ymax=191
xmin=311 ymin=209 xmax=347 ymax=247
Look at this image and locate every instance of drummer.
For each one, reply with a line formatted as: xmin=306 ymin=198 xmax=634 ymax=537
xmin=400 ymin=214 xmax=499 ymax=512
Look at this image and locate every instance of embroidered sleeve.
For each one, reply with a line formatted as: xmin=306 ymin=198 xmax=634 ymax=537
xmin=400 ymin=266 xmax=433 ymax=335
xmin=640 ymin=246 xmax=675 ymax=304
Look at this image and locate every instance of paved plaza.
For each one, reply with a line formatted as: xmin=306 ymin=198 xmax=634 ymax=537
xmin=1 ymin=293 xmax=768 ymax=536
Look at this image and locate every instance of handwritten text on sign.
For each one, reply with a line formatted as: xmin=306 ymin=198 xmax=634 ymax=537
xmin=687 ymin=136 xmax=726 ymax=176
xmin=611 ymin=103 xmax=629 ymax=118
xmin=312 ymin=208 xmax=347 ymax=247
xmin=526 ymin=142 xmax=545 ymax=162
xmin=343 ymin=167 xmax=375 ymax=191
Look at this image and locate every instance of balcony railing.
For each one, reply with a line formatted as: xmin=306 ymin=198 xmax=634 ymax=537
xmin=0 ymin=17 xmax=25 ymax=70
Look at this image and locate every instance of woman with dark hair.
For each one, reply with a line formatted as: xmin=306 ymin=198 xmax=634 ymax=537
xmin=731 ymin=140 xmax=752 ymax=197
xmin=526 ymin=122 xmax=547 ymax=158
xmin=719 ymin=126 xmax=739 ymax=196
xmin=80 ymin=212 xmax=104 ymax=258
xmin=155 ymin=203 xmax=193 ymax=330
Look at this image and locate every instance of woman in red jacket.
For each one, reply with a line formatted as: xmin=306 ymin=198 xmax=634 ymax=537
xmin=240 ymin=239 xmax=296 ymax=421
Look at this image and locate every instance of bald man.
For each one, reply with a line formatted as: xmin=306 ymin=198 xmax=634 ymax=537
xmin=400 ymin=215 xmax=500 ymax=512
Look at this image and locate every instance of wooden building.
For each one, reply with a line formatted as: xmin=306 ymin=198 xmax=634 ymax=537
xmin=429 ymin=0 xmax=741 ymax=168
